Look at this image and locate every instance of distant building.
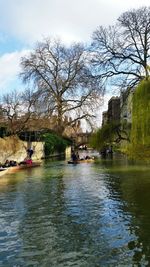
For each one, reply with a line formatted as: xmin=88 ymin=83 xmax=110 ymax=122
xmin=102 ymin=111 xmax=108 ymax=126
xmin=107 ymin=97 xmax=120 ymax=123
xmin=120 ymin=88 xmax=134 ymax=124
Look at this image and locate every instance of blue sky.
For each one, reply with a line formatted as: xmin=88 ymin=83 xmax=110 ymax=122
xmin=0 ymin=0 xmax=149 ymax=124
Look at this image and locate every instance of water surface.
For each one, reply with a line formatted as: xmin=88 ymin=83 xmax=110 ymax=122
xmin=0 ymin=157 xmax=150 ymax=266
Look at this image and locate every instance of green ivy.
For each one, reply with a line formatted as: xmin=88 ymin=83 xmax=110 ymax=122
xmin=90 ymin=122 xmax=118 ymax=151
xmin=129 ymin=79 xmax=150 ymax=159
xmin=42 ymin=133 xmax=71 ymax=156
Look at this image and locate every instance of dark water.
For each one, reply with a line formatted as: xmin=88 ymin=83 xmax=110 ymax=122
xmin=0 ymin=157 xmax=150 ymax=266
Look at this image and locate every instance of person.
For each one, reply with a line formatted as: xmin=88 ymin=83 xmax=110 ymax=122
xmin=25 ymin=158 xmax=32 ymax=164
xmin=100 ymin=147 xmax=107 ymax=158
xmin=3 ymin=159 xmax=10 ymax=168
xmin=19 ymin=157 xmax=32 ymax=165
xmin=85 ymin=155 xmax=91 ymax=159
xmin=71 ymin=151 xmax=77 ymax=162
xmin=9 ymin=160 xmax=17 ymax=166
xmin=76 ymin=151 xmax=80 ymax=160
xmin=27 ymin=147 xmax=34 ymax=159
xmin=108 ymin=145 xmax=113 ymax=154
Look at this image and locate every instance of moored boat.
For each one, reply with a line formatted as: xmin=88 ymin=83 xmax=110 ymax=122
xmin=0 ymin=168 xmax=8 ymax=177
xmin=68 ymin=158 xmax=94 ymax=164
xmin=8 ymin=162 xmax=41 ymax=173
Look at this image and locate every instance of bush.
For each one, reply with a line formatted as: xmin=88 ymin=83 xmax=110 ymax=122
xmin=43 ymin=133 xmax=70 ymax=156
xmin=90 ymin=122 xmax=120 ymax=151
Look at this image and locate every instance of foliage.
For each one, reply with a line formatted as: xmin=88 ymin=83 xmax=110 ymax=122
xmin=127 ymin=144 xmax=150 ymax=162
xmin=90 ymin=121 xmax=130 ymax=151
xmin=90 ymin=123 xmax=117 ymax=151
xmin=129 ymin=79 xmax=150 ymax=159
xmin=43 ymin=132 xmax=71 ymax=156
xmin=0 ymin=127 xmax=7 ymax=138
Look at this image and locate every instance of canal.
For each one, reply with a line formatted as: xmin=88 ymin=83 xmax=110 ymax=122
xmin=0 ymin=156 xmax=150 ymax=266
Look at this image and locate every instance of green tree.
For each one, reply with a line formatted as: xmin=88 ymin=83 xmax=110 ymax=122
xmin=130 ymin=79 xmax=150 ymax=159
xmin=43 ymin=132 xmax=71 ymax=156
xmin=90 ymin=122 xmax=130 ymax=151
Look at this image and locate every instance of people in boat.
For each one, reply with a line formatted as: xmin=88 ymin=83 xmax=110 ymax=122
xmin=9 ymin=160 xmax=17 ymax=166
xmin=25 ymin=158 xmax=32 ymax=164
xmin=71 ymin=151 xmax=78 ymax=162
xmin=108 ymin=145 xmax=113 ymax=154
xmin=76 ymin=152 xmax=80 ymax=160
xmin=2 ymin=159 xmax=18 ymax=168
xmin=0 ymin=162 xmax=6 ymax=170
xmin=85 ymin=155 xmax=91 ymax=160
xmin=100 ymin=147 xmax=107 ymax=158
xmin=100 ymin=145 xmax=113 ymax=158
xmin=3 ymin=159 xmax=10 ymax=168
xmin=19 ymin=157 xmax=33 ymax=165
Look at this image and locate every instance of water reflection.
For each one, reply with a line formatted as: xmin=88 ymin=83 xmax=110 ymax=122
xmin=0 ymin=159 xmax=150 ymax=266
xmin=94 ymin=158 xmax=150 ymax=266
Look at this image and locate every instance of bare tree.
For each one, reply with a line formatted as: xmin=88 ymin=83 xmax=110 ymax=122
xmin=91 ymin=6 xmax=150 ymax=91
xmin=20 ymin=38 xmax=103 ymax=134
xmin=0 ymin=89 xmax=36 ymax=135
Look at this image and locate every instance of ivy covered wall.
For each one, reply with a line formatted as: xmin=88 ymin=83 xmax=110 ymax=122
xmin=43 ymin=133 xmax=71 ymax=157
xmin=129 ymin=79 xmax=150 ymax=159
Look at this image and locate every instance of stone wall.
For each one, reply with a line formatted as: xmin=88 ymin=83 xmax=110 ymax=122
xmin=65 ymin=146 xmax=71 ymax=159
xmin=0 ymin=136 xmax=44 ymax=164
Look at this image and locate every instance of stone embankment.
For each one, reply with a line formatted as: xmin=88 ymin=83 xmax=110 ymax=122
xmin=0 ymin=136 xmax=44 ymax=164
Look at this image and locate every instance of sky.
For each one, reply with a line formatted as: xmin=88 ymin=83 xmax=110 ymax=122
xmin=0 ymin=0 xmax=149 ymax=125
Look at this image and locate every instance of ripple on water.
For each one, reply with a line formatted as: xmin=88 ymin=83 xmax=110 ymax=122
xmin=0 ymin=160 xmax=150 ymax=266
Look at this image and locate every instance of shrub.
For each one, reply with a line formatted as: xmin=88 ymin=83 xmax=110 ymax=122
xmin=43 ymin=133 xmax=70 ymax=156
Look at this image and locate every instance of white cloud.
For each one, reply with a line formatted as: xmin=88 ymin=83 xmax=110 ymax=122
xmin=0 ymin=50 xmax=30 ymax=94
xmin=0 ymin=0 xmax=149 ymax=115
xmin=0 ymin=0 xmax=149 ymax=45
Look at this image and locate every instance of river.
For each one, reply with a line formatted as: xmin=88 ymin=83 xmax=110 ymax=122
xmin=0 ymin=155 xmax=150 ymax=266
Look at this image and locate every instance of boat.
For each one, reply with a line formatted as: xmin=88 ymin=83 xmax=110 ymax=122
xmin=0 ymin=168 xmax=8 ymax=177
xmin=68 ymin=158 xmax=94 ymax=164
xmin=8 ymin=162 xmax=41 ymax=173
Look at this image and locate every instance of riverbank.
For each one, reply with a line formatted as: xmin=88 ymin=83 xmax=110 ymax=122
xmin=119 ymin=144 xmax=150 ymax=163
xmin=0 ymin=136 xmax=44 ymax=164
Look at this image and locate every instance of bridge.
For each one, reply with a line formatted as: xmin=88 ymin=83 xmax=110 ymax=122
xmin=71 ymin=132 xmax=92 ymax=148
